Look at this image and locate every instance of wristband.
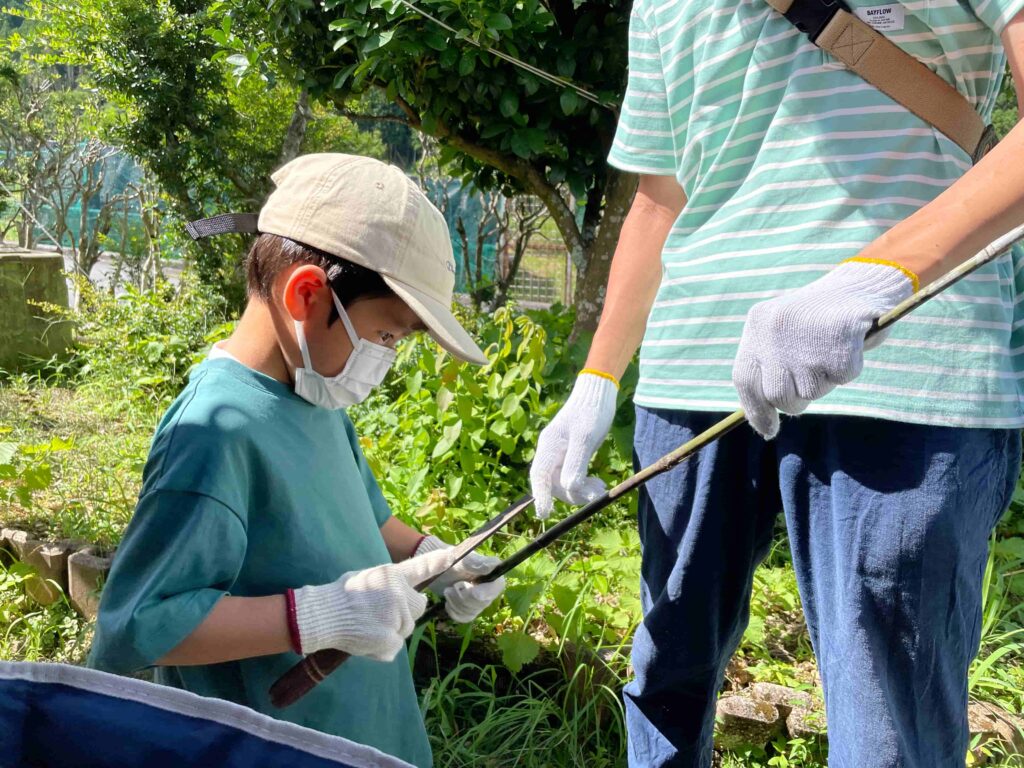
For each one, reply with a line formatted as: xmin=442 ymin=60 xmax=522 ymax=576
xmin=580 ymin=368 xmax=620 ymax=389
xmin=840 ymin=257 xmax=920 ymax=293
xmin=285 ymin=588 xmax=303 ymax=655
xmin=410 ymin=533 xmax=428 ymax=559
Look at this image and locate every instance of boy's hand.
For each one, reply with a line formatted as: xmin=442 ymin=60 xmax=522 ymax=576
xmin=732 ymin=260 xmax=916 ymax=440
xmin=413 ymin=535 xmax=506 ymax=624
xmin=291 ymin=549 xmax=453 ymax=661
xmin=529 ymin=372 xmax=618 ymax=519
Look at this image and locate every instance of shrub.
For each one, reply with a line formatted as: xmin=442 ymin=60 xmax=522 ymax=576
xmin=353 ymin=303 xmax=641 ymax=668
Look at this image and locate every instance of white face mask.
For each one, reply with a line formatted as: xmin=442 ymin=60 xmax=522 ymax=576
xmin=292 ymin=290 xmax=397 ymax=409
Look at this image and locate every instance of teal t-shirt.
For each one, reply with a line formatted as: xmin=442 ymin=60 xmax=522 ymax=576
xmin=87 ymin=358 xmax=432 ymax=768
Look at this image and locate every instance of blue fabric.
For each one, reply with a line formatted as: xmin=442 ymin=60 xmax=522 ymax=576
xmin=0 ymin=661 xmax=413 ymax=768
xmin=625 ymin=407 xmax=1021 ymax=768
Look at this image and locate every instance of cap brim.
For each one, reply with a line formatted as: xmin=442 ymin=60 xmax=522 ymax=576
xmin=382 ymin=276 xmax=488 ymax=365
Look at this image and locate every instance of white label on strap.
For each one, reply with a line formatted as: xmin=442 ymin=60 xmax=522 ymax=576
xmin=854 ymin=4 xmax=906 ymax=32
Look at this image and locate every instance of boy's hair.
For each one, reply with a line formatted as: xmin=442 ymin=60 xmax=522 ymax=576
xmin=245 ymin=234 xmax=394 ymax=318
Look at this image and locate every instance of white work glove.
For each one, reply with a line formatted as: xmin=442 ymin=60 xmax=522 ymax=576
xmin=530 ymin=372 xmax=618 ymax=519
xmin=292 ymin=548 xmax=453 ymax=661
xmin=732 ymin=260 xmax=916 ymax=440
xmin=413 ymin=535 xmax=506 ymax=624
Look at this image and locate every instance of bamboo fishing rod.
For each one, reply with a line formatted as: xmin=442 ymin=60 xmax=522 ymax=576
xmin=270 ymin=221 xmax=1024 ymax=708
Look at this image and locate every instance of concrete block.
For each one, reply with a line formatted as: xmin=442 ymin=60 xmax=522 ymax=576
xmin=68 ymin=546 xmax=114 ymax=620
xmin=969 ymin=700 xmax=1024 ymax=764
xmin=0 ymin=249 xmax=73 ymax=371
xmin=715 ymin=695 xmax=783 ymax=751
xmin=786 ymin=707 xmax=828 ymax=740
xmin=0 ymin=527 xmax=16 ymax=564
xmin=748 ymin=682 xmax=820 ymax=719
xmin=4 ymin=529 xmax=72 ymax=605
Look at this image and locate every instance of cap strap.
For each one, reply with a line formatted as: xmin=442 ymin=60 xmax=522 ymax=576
xmin=184 ymin=213 xmax=260 ymax=241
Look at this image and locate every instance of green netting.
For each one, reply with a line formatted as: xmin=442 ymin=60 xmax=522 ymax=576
xmin=422 ymin=178 xmax=501 ymax=293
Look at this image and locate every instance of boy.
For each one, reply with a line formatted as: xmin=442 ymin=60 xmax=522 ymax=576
xmin=88 ymin=153 xmax=506 ymax=767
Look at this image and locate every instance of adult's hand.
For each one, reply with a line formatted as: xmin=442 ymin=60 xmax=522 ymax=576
xmin=732 ymin=259 xmax=916 ymax=439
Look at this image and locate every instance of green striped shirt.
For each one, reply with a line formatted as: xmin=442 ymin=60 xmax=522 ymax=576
xmin=609 ymin=0 xmax=1024 ymax=427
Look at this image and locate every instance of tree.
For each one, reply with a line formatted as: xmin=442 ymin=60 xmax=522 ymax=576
xmin=30 ymin=0 xmax=388 ymax=302
xmin=493 ymin=194 xmax=549 ymax=309
xmin=0 ymin=47 xmax=114 ymax=280
xmin=220 ymin=0 xmax=635 ymax=334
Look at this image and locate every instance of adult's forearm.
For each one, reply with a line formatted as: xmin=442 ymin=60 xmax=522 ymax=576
xmin=863 ymin=121 xmax=1024 ymax=285
xmin=156 ymin=594 xmax=292 ymax=666
xmin=866 ymin=14 xmax=1024 ymax=285
xmin=585 ymin=176 xmax=687 ymax=380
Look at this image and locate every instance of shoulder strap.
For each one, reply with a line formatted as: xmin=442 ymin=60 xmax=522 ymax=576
xmin=766 ymin=0 xmax=997 ymax=162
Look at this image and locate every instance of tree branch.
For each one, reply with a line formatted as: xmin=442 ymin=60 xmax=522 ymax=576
xmin=336 ymin=110 xmax=411 ymax=125
xmin=378 ymin=94 xmax=584 ymax=261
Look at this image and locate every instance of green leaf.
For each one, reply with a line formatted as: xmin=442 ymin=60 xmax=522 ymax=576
xmin=445 ymin=474 xmax=463 ymax=501
xmin=432 ymin=421 xmax=463 ymax=458
xmin=591 ymin=528 xmax=622 ymax=554
xmin=505 ymin=581 xmax=546 ymax=619
xmin=525 ymin=128 xmax=546 ymax=153
xmin=500 ymin=393 xmax=520 ymax=418
xmin=510 ymin=131 xmax=532 ymax=159
xmin=458 ymin=51 xmax=476 ymax=76
xmin=0 ymin=442 xmax=18 ymax=465
xmin=407 ymin=370 xmax=423 ymax=396
xmin=333 ymin=63 xmax=358 ymax=89
xmin=459 ymin=444 xmax=477 ymax=473
xmin=456 ymin=395 xmax=475 ymax=422
xmin=362 ymin=30 xmax=395 ymax=53
xmin=551 ymin=583 xmax=579 ymax=615
xmin=424 ymin=29 xmax=447 ymax=51
xmin=440 ymin=46 xmax=458 ymax=68
xmin=405 ymin=465 xmax=429 ymax=498
xmin=496 ymin=631 xmax=539 ymax=673
xmin=328 ymin=17 xmax=363 ymax=31
xmin=559 ymin=89 xmax=579 ymax=116
xmin=436 ymin=386 xmax=454 ymax=413
xmin=556 ymin=49 xmax=576 ymax=77
xmin=499 ymin=90 xmax=519 ymax=118
xmin=485 ymin=12 xmax=513 ymax=31
xmin=487 ymin=372 xmax=502 ymax=399
xmin=994 ymin=537 xmax=1024 ymax=562
xmin=480 ymin=122 xmax=507 ymax=139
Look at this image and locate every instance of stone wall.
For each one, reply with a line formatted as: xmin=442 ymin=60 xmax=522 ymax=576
xmin=0 ymin=249 xmax=73 ymax=371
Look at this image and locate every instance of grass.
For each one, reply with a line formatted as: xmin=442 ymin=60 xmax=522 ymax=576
xmin=421 ymin=661 xmax=626 ymax=767
xmin=0 ymin=377 xmax=152 ymax=548
xmin=0 ymin=558 xmax=90 ymax=664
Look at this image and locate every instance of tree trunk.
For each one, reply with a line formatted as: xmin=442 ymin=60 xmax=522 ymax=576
xmin=493 ymin=237 xmax=529 ymax=309
xmin=278 ymin=89 xmax=312 ymax=167
xmin=570 ymin=169 xmax=637 ymax=335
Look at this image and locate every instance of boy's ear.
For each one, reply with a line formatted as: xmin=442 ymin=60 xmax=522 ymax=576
xmin=282 ymin=265 xmax=329 ymax=321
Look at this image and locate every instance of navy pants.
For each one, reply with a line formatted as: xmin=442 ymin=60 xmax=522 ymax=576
xmin=624 ymin=407 xmax=1020 ymax=768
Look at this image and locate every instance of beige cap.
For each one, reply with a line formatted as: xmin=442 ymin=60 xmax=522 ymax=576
xmin=258 ymin=153 xmax=487 ymax=365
